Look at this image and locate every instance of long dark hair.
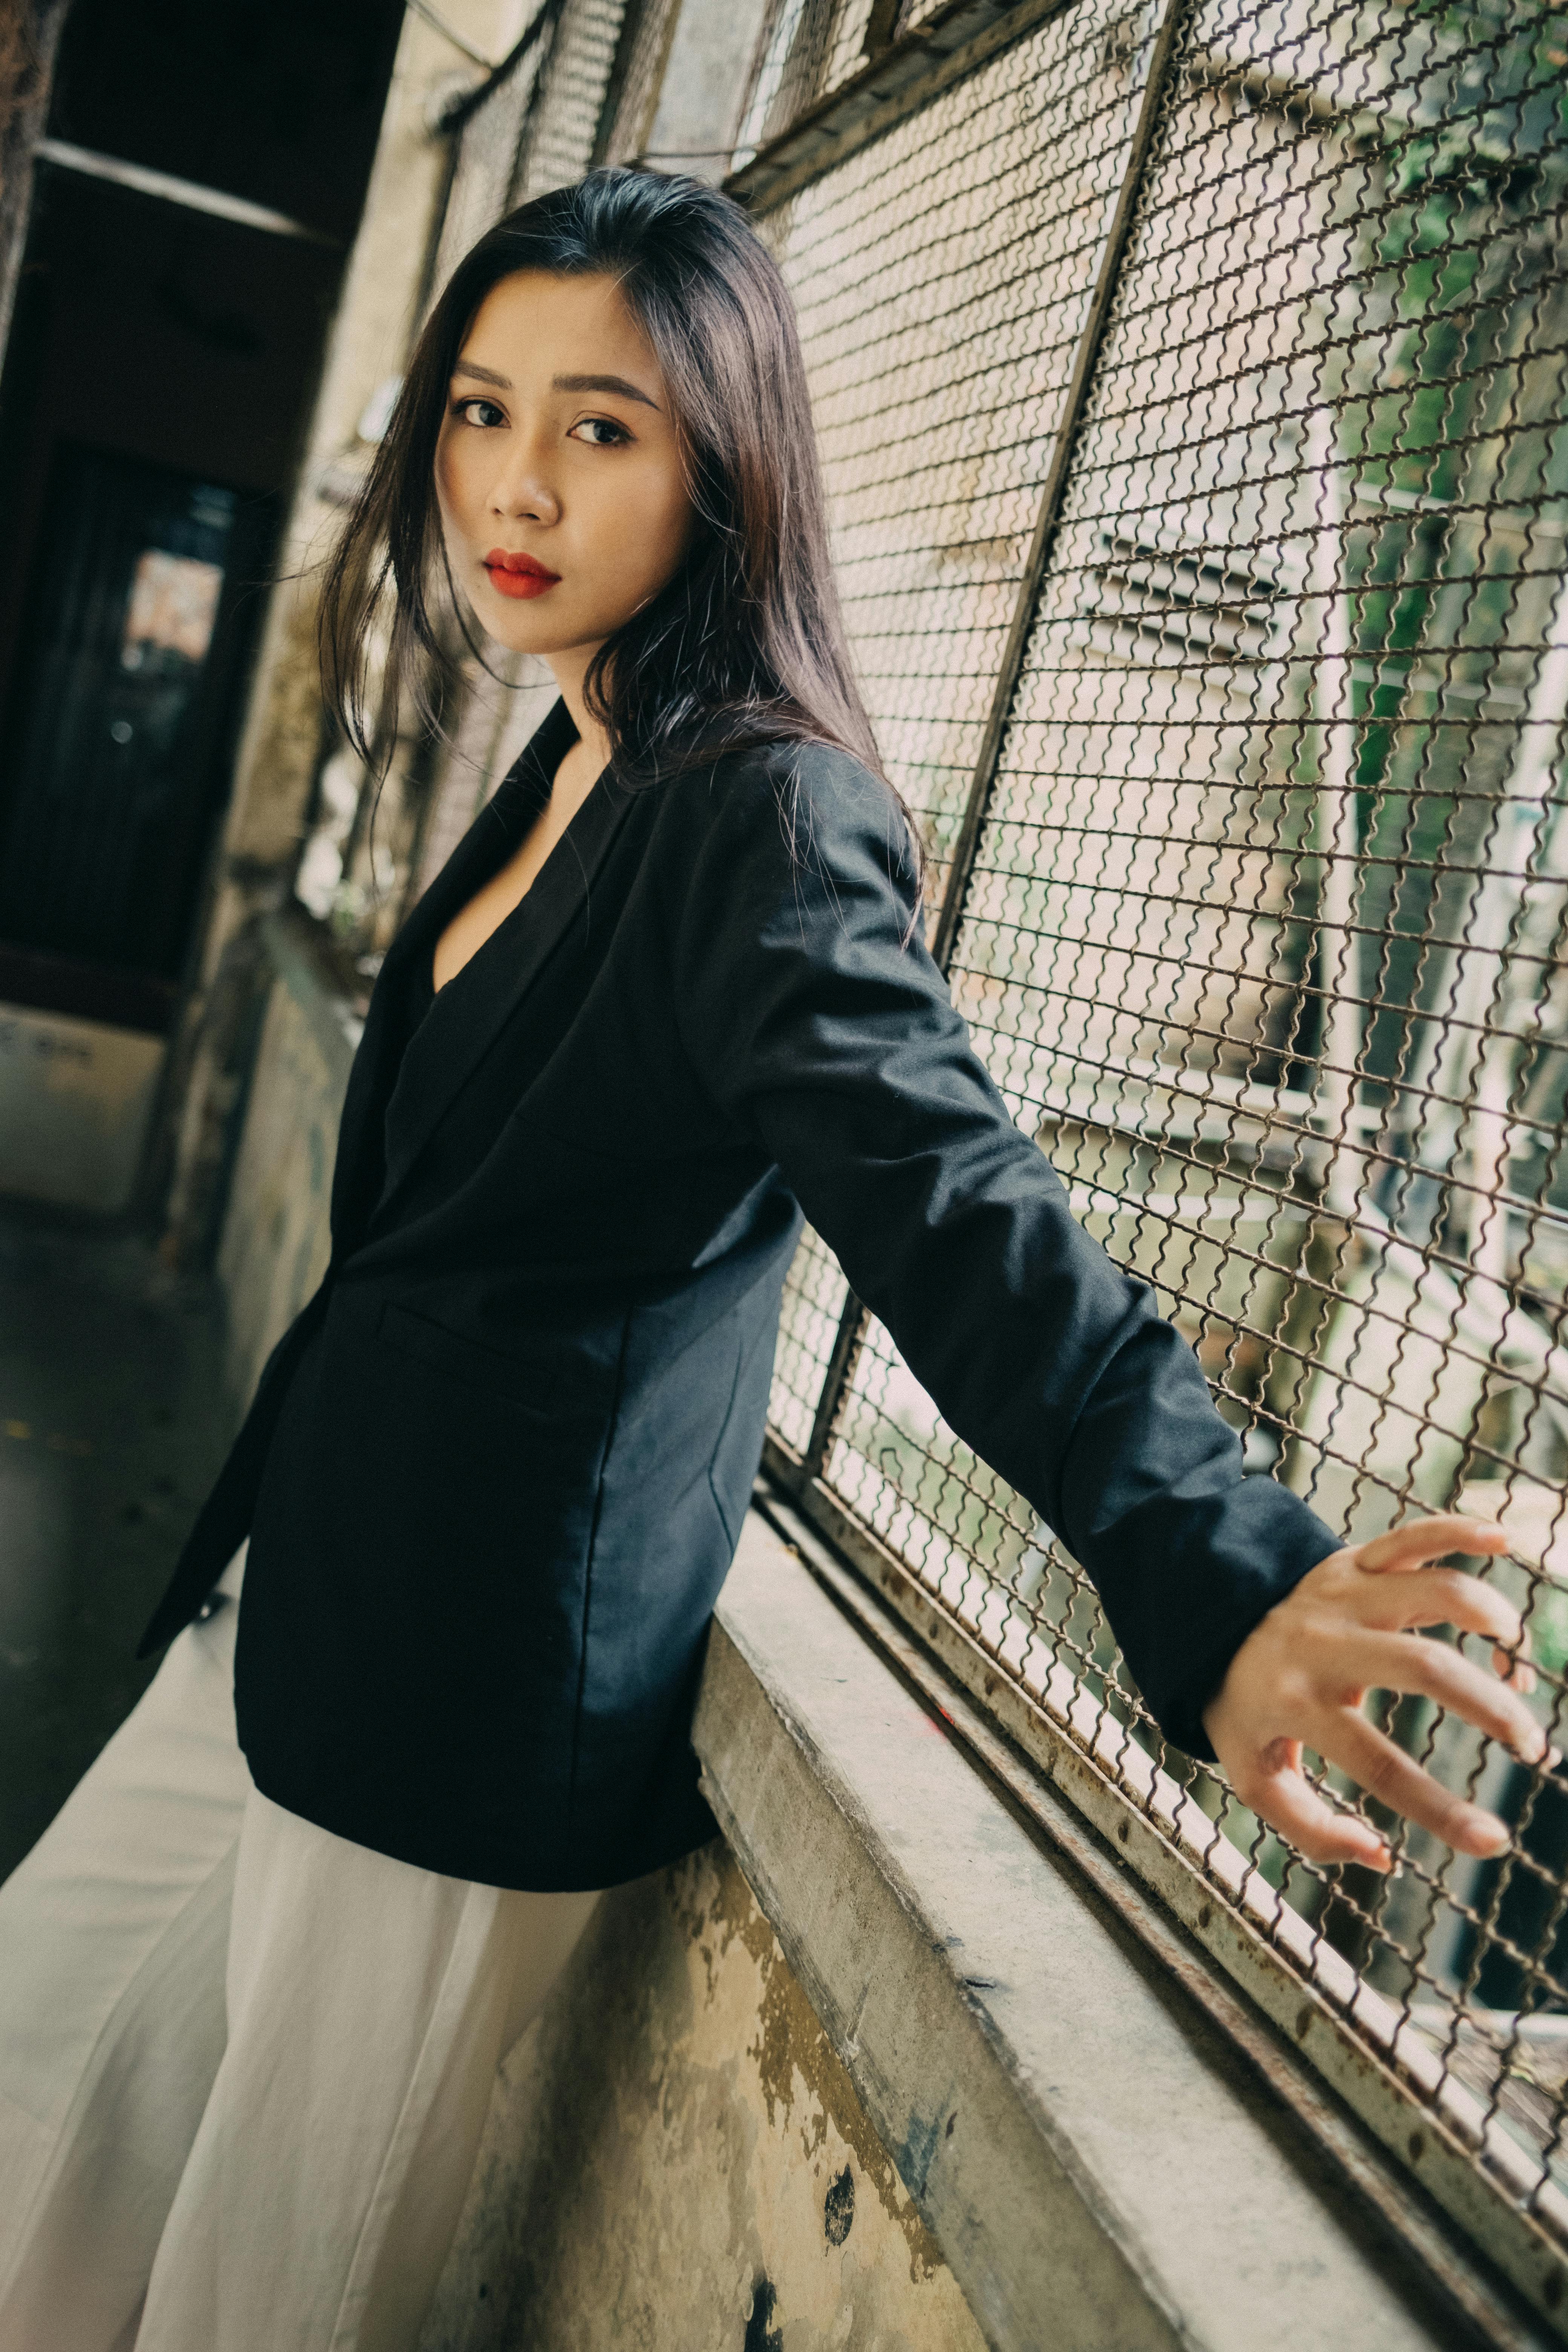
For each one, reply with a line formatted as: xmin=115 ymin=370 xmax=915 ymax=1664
xmin=320 ymin=167 xmax=914 ymax=854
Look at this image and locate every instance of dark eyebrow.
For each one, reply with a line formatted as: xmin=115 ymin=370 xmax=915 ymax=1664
xmin=552 ymin=371 xmax=660 ymax=411
xmin=450 ymin=360 xmax=660 ymax=410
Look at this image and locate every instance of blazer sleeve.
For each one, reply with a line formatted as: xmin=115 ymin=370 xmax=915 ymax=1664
xmin=670 ymin=744 xmax=1340 ymax=1760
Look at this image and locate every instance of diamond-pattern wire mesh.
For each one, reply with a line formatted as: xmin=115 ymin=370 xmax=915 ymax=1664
xmin=758 ymin=0 xmax=1148 ymax=900
xmin=816 ymin=0 xmax=880 ymax=100
xmin=735 ymin=0 xmax=835 ymax=158
xmin=759 ymin=0 xmax=1568 ymax=2253
xmin=771 ymin=1225 xmax=849 ymax=1455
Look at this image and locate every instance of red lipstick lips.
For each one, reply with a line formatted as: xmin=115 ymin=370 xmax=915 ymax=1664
xmin=483 ymin=547 xmax=560 ymax=600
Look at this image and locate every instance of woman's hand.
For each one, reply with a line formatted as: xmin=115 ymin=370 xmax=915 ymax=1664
xmin=1201 ymin=1515 xmax=1550 ymax=1871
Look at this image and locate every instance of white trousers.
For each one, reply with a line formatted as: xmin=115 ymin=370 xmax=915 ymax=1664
xmin=0 ymin=1553 xmax=599 ymax=2352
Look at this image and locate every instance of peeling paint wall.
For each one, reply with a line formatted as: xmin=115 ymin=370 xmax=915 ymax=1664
xmin=421 ymin=1845 xmax=989 ymax=2352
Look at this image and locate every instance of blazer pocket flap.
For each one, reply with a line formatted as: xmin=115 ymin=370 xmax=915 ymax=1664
xmin=377 ymin=1302 xmax=585 ymax=1412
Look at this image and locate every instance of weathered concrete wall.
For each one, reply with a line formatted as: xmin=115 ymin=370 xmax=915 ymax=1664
xmin=422 ymin=1844 xmax=989 ymax=2352
xmin=215 ymin=922 xmax=353 ymax=1407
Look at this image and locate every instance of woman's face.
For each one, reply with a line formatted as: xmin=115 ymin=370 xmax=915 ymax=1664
xmin=435 ymin=270 xmax=694 ymax=663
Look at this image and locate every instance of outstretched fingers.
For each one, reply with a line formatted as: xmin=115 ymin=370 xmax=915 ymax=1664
xmin=1203 ymin=1520 xmax=1552 ymax=1869
xmin=1325 ymin=1712 xmax=1511 ymax=1858
xmin=1351 ymin=1519 xmax=1535 ymax=1689
xmin=1353 ymin=1631 xmax=1546 ymax=1762
xmin=1354 ymin=1515 xmax=1510 ymax=1577
xmin=1234 ymin=1745 xmax=1394 ymax=1870
xmin=1359 ymin=1562 xmax=1522 ymax=1647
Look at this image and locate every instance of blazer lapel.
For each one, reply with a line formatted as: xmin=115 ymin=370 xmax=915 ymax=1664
xmin=329 ymin=701 xmax=571 ymax=1244
xmin=375 ymin=752 xmax=640 ymax=1217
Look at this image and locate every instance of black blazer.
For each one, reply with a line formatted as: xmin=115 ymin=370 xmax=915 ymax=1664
xmin=143 ymin=701 xmax=1338 ymax=1891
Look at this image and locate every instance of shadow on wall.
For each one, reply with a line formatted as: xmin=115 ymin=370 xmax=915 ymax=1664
xmin=423 ymin=1842 xmax=986 ymax=2352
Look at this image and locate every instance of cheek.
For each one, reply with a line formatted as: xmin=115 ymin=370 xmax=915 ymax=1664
xmin=614 ymin=472 xmax=694 ymax=589
xmin=435 ymin=434 xmax=481 ymax=534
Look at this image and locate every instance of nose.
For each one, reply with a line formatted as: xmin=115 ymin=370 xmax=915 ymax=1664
xmin=489 ymin=431 xmax=560 ymax=528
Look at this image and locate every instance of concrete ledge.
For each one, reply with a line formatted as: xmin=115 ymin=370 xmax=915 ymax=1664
xmin=695 ymin=1508 xmax=1544 ymax=2352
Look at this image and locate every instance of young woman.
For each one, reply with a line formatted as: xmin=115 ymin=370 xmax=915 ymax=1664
xmin=0 ymin=167 xmax=1543 ymax=2352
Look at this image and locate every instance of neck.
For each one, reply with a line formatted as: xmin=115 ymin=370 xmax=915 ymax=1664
xmin=545 ymin=641 xmax=612 ymax=779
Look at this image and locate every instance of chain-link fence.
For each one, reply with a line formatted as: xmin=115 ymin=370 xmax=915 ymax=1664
xmin=747 ymin=0 xmax=1568 ymax=2319
xmin=287 ymin=0 xmax=1568 ymax=2311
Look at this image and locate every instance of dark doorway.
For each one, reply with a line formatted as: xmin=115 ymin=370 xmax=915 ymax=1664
xmin=0 ymin=0 xmax=404 ymax=1052
xmin=0 ymin=447 xmax=274 ymax=1029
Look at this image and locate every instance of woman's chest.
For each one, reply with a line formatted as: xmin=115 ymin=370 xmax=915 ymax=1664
xmin=367 ymin=874 xmax=753 ymax=1246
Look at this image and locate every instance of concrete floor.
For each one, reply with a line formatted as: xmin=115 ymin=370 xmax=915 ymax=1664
xmin=0 ymin=1210 xmax=237 ymax=1880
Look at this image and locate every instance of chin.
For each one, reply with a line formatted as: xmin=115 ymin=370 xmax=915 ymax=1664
xmin=472 ymin=600 xmax=568 ymax=656
xmin=476 ymin=596 xmax=629 ymax=665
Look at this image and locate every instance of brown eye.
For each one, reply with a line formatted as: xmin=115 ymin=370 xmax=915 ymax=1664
xmin=456 ymin=397 xmax=505 ymax=429
xmin=570 ymin=416 xmax=629 ymax=447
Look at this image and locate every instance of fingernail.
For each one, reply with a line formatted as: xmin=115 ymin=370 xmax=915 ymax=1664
xmin=1472 ymin=1815 xmax=1511 ymax=1856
